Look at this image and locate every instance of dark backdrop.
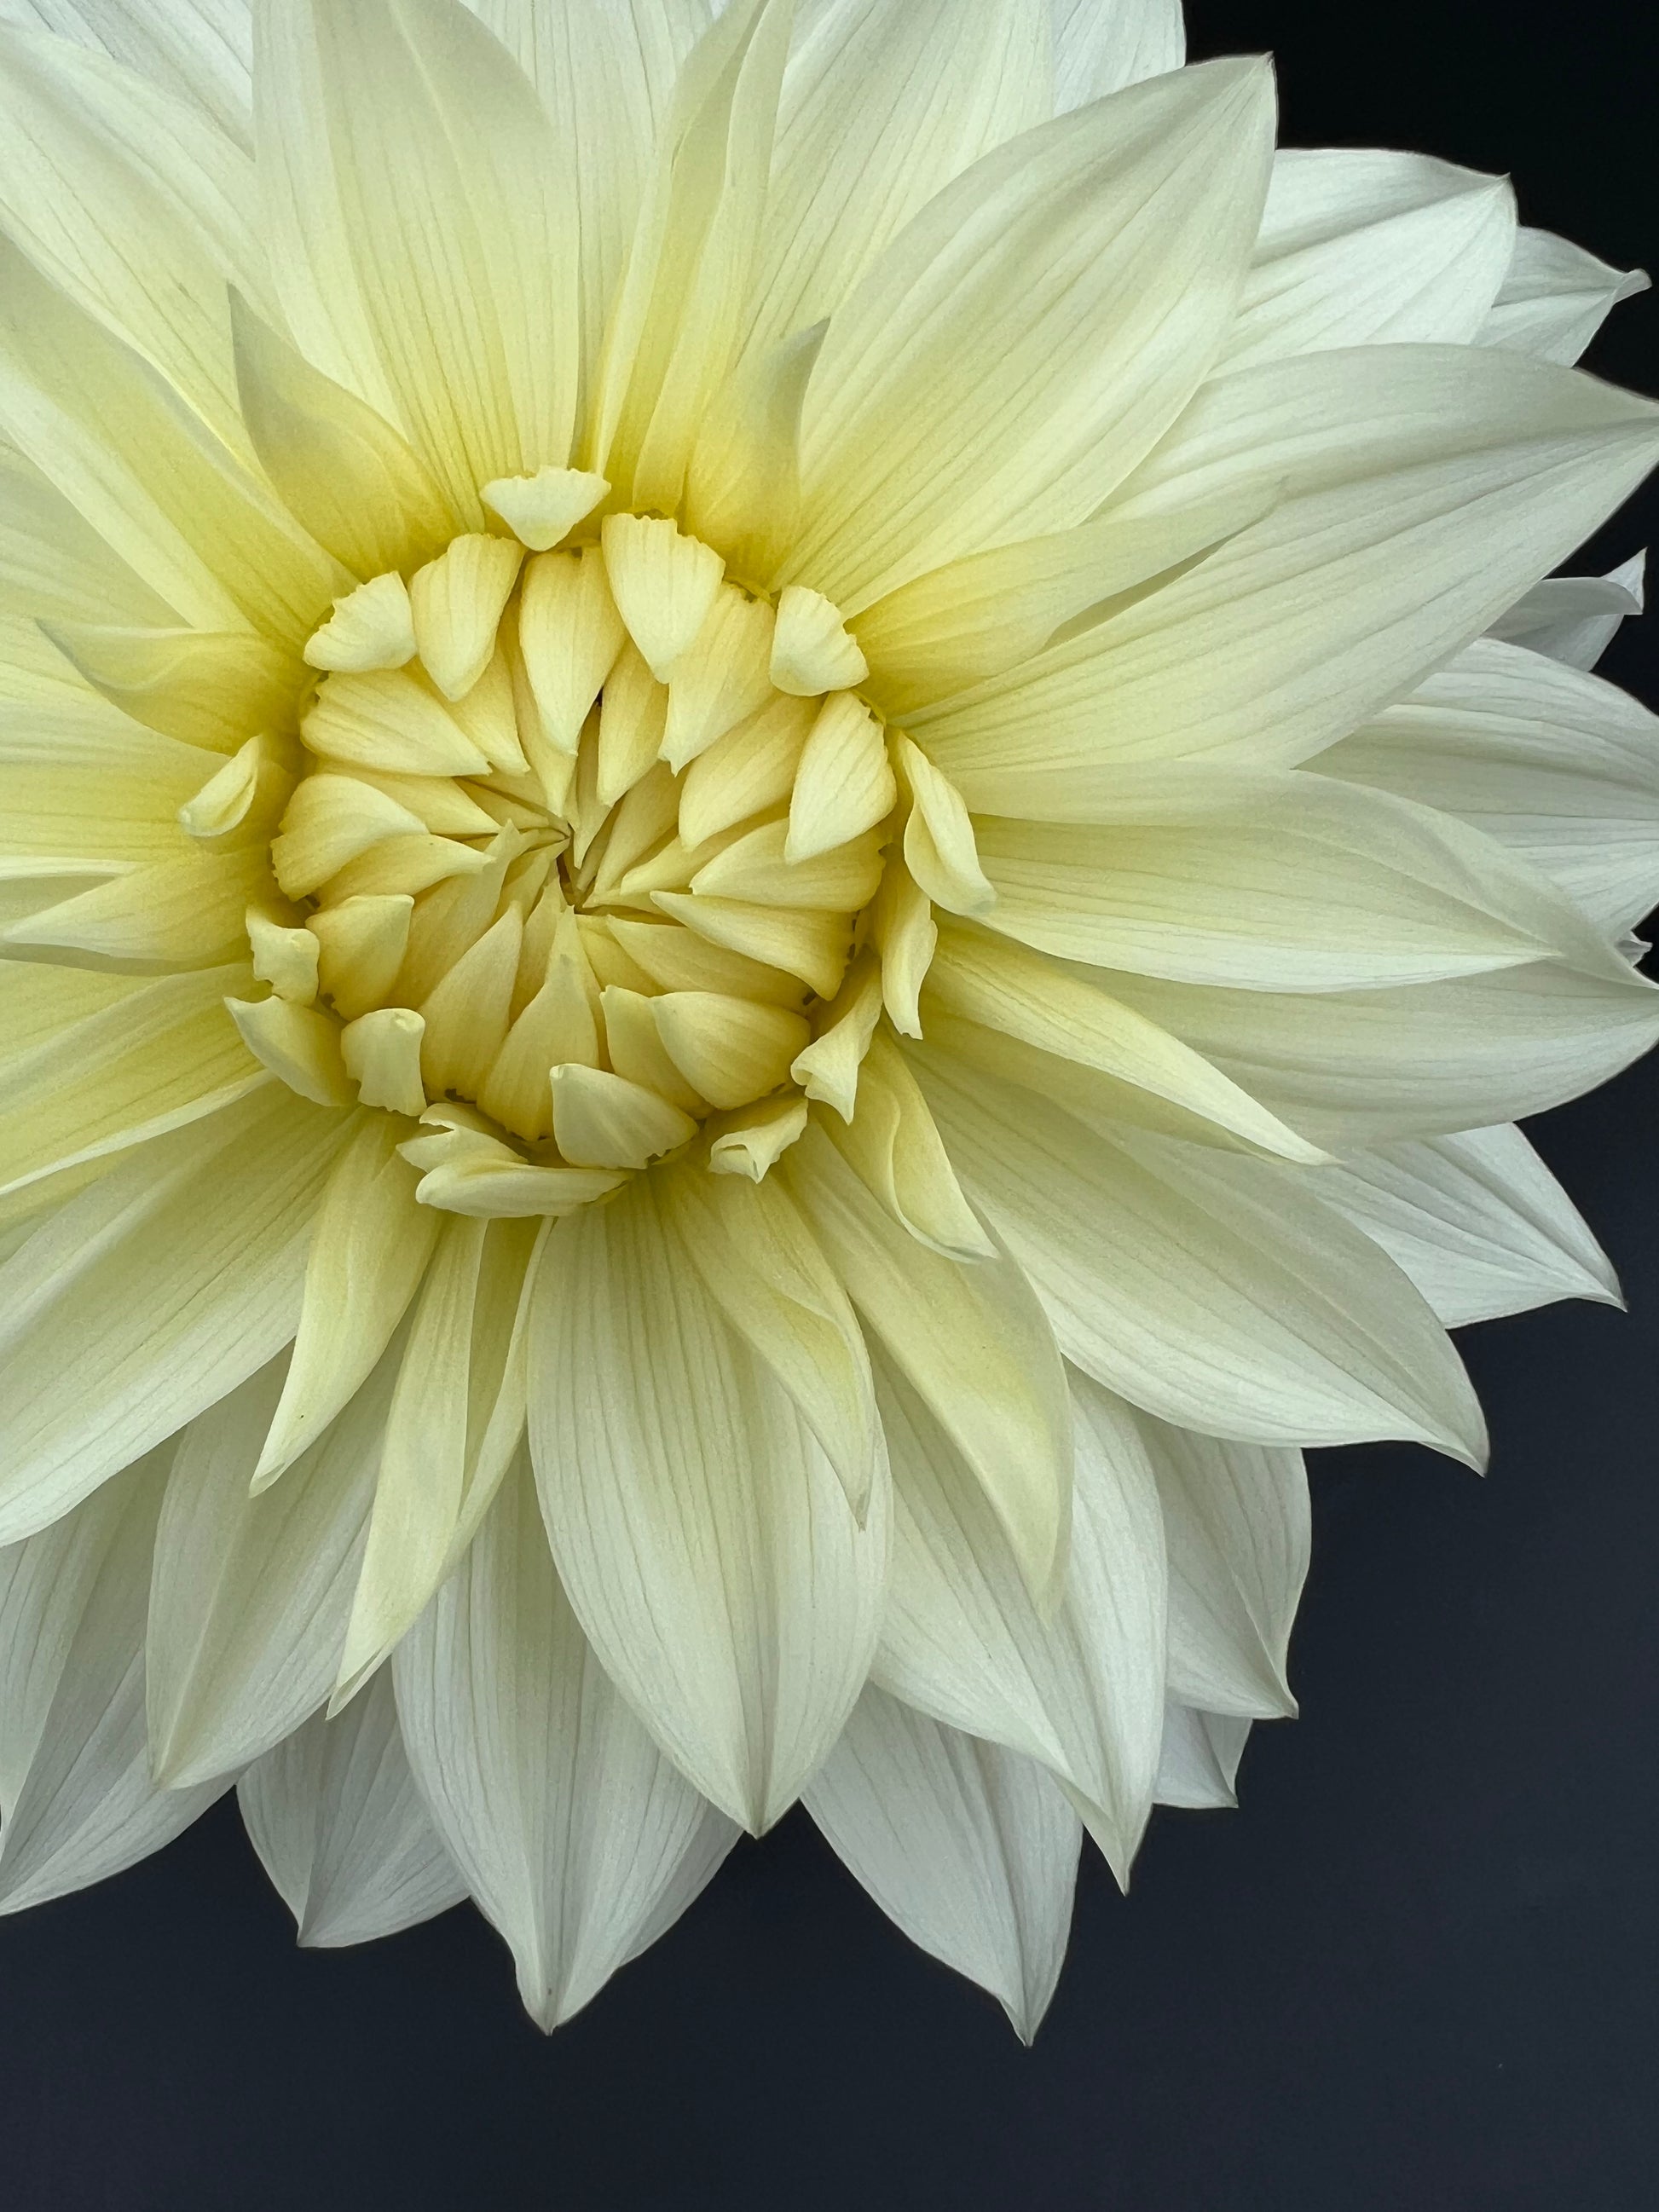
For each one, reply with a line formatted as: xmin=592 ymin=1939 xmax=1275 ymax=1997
xmin=3 ymin=4 xmax=1657 ymax=2207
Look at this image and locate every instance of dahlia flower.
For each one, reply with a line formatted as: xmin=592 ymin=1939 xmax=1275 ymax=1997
xmin=0 ymin=0 xmax=1654 ymax=2040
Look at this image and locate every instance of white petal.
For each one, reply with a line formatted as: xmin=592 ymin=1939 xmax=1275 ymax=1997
xmin=237 ymin=1671 xmax=465 ymax=1947
xmin=915 ymin=346 xmax=1659 ymax=775
xmin=145 ymin=1343 xmax=395 ymax=1787
xmin=234 ymin=292 xmax=455 ymax=588
xmin=466 ymin=0 xmax=710 ymax=405
xmin=803 ymin=1684 xmax=1081 ymax=2041
xmin=1223 ymin=149 xmax=1515 ymax=370
xmin=40 ymin=620 xmax=297 ymax=748
xmin=481 ymin=464 xmax=608 ymax=553
xmin=527 ymin=1173 xmax=889 ymax=1832
xmin=409 ymin=532 xmax=525 ymax=701
xmin=254 ymin=1112 xmax=437 ymax=1487
xmin=739 ymin=0 xmax=1050 ymax=367
xmin=1132 ymin=1413 xmax=1308 ymax=1722
xmin=785 ymin=1118 xmax=1072 ymax=1604
xmin=870 ymin=1352 xmax=1166 ymax=1882
xmin=599 ymin=511 xmax=723 ymax=681
xmin=0 ymin=960 xmax=266 ymax=1205
xmin=1478 ymin=225 xmax=1649 ymax=367
xmin=1318 ymin=635 xmax=1659 ymax=936
xmin=395 ymin=1455 xmax=737 ymax=2027
xmin=1090 ymin=960 xmax=1659 ymax=1148
xmin=255 ymin=0 xmax=579 ymax=518
xmin=853 ymin=487 xmax=1270 ymax=719
xmin=1051 ymin=0 xmax=1183 ymax=108
xmin=921 ymin=922 xmax=1322 ymax=1164
xmin=0 ymin=1447 xmax=223 ymax=1911
xmin=684 ymin=321 xmax=824 ymax=588
xmin=1312 ymin=1124 xmax=1617 ymax=1328
xmin=790 ymin=58 xmax=1275 ymax=609
xmin=968 ymin=770 xmax=1629 ymax=990
xmin=0 ymin=0 xmax=252 ymax=149
xmin=590 ymin=0 xmax=794 ymax=515
xmin=662 ymin=1162 xmax=880 ymax=1518
xmin=1488 ymin=550 xmax=1645 ymax=670
xmin=0 ymin=25 xmax=269 ymax=458
xmin=914 ymin=1049 xmax=1488 ymax=1463
xmin=0 ymin=1087 xmax=351 ymax=1546
xmin=0 ymin=436 xmax=176 ymax=662
xmin=334 ymin=1215 xmax=537 ymax=1703
xmin=1153 ymin=1701 xmax=1251 ymax=1810
xmin=0 ymin=228 xmax=340 ymax=641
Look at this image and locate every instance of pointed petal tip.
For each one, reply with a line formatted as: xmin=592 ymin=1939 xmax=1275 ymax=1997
xmin=147 ymin=1735 xmax=220 ymax=1796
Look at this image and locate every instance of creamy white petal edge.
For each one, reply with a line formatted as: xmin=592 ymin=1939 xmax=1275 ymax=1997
xmin=0 ymin=0 xmax=1649 ymax=2045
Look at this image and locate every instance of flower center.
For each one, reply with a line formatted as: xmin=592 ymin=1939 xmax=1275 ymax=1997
xmin=198 ymin=503 xmax=906 ymax=1213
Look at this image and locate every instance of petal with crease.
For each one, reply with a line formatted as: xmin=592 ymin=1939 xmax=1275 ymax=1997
xmin=395 ymin=1455 xmax=737 ymax=2026
xmin=527 ymin=1172 xmax=888 ymax=1832
xmin=0 ymin=1446 xmax=224 ymax=1912
xmin=238 ymin=1670 xmax=465 ymax=1947
xmin=803 ymin=1683 xmax=1081 ymax=2042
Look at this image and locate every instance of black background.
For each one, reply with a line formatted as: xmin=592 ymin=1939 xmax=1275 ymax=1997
xmin=3 ymin=3 xmax=1658 ymax=2206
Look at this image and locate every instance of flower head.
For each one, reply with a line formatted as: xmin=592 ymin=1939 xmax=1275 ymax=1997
xmin=0 ymin=0 xmax=1654 ymax=2036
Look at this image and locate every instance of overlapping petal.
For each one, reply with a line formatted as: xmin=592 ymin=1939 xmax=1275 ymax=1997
xmin=0 ymin=0 xmax=1647 ymax=2043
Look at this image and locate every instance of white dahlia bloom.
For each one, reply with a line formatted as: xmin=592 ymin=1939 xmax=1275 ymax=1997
xmin=0 ymin=0 xmax=1654 ymax=2038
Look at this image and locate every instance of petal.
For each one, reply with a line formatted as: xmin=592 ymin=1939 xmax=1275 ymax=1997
xmin=1153 ymin=1701 xmax=1251 ymax=1810
xmin=789 ymin=58 xmax=1275 ymax=609
xmin=968 ymin=770 xmax=1630 ymax=990
xmin=1090 ymin=959 xmax=1659 ymax=1147
xmin=334 ymin=1215 xmax=538 ymax=1703
xmin=589 ymin=0 xmax=792 ymax=512
xmin=0 ymin=228 xmax=341 ymax=641
xmin=661 ymin=1163 xmax=881 ymax=1519
xmin=802 ymin=1684 xmax=1081 ymax=2042
xmin=3 ymin=838 xmax=270 ymax=964
xmin=920 ymin=921 xmax=1324 ymax=1163
xmin=784 ymin=1118 xmax=1072 ymax=1604
xmin=0 ymin=25 xmax=269 ymax=458
xmin=1478 ymin=226 xmax=1649 ymax=367
xmin=853 ymin=487 xmax=1269 ymax=719
xmin=870 ymin=1351 xmax=1166 ymax=1881
xmin=0 ymin=0 xmax=251 ymax=149
xmin=256 ymin=0 xmax=579 ymax=517
xmin=1320 ymin=635 xmax=1659 ymax=935
xmin=237 ymin=1671 xmax=465 ymax=1947
xmin=913 ymin=1049 xmax=1488 ymax=1462
xmin=1488 ymin=549 xmax=1645 ymax=671
xmin=1312 ymin=1123 xmax=1617 ymax=1328
xmin=1051 ymin=0 xmax=1183 ymax=108
xmin=44 ymin=621 xmax=301 ymax=753
xmin=0 ymin=699 xmax=232 ymax=869
xmin=145 ymin=1342 xmax=395 ymax=1787
xmin=0 ymin=1086 xmax=352 ymax=1546
xmin=0 ymin=435 xmax=176 ymax=637
xmin=395 ymin=1454 xmax=738 ymax=2027
xmin=914 ymin=345 xmax=1659 ymax=774
xmin=1222 ymin=149 xmax=1515 ymax=370
xmin=527 ymin=1172 xmax=889 ymax=1832
xmin=467 ymin=0 xmax=711 ymax=402
xmin=1131 ymin=1412 xmax=1308 ymax=1721
xmin=0 ymin=1446 xmax=223 ymax=1911
xmin=738 ymin=0 xmax=1050 ymax=367
xmin=230 ymin=295 xmax=457 ymax=579
xmin=253 ymin=1112 xmax=438 ymax=1487
xmin=0 ymin=961 xmax=264 ymax=1204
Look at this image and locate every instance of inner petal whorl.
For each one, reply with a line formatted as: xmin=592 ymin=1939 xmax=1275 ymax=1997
xmin=211 ymin=511 xmax=899 ymax=1213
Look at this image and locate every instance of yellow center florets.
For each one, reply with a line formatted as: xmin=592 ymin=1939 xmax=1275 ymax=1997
xmin=191 ymin=482 xmax=937 ymax=1217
